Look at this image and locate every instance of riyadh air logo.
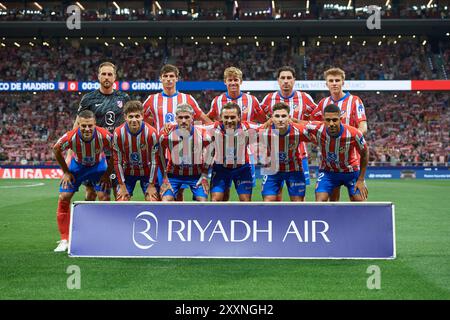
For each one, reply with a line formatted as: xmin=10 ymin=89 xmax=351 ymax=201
xmin=132 ymin=211 xmax=158 ymax=249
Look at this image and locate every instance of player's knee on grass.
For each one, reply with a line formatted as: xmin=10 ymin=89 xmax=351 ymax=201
xmin=263 ymin=195 xmax=278 ymax=202
xmin=315 ymin=192 xmax=329 ymax=202
xmin=175 ymin=189 xmax=184 ymax=201
xmin=162 ymin=195 xmax=174 ymax=202
xmin=289 ymin=196 xmax=305 ymax=202
xmin=211 ymin=192 xmax=224 ymax=201
xmin=238 ymin=194 xmax=252 ymax=202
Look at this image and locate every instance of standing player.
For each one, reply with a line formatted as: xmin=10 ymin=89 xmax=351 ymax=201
xmin=207 ymin=103 xmax=260 ymax=202
xmin=143 ymin=64 xmax=212 ymax=201
xmin=310 ymin=67 xmax=368 ymax=201
xmin=53 ymin=110 xmax=113 ymax=252
xmin=207 ymin=67 xmax=266 ymax=200
xmin=260 ymin=66 xmax=318 ymax=198
xmin=74 ymin=62 xmax=131 ymax=201
xmin=207 ymin=66 xmax=266 ymax=123
xmin=259 ymin=103 xmax=309 ymax=201
xmin=113 ymin=101 xmax=160 ymax=201
xmin=300 ymin=104 xmax=369 ymax=202
xmin=159 ymin=104 xmax=210 ymax=202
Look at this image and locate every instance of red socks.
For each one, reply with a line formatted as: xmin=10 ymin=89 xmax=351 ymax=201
xmin=56 ymin=199 xmax=71 ymax=240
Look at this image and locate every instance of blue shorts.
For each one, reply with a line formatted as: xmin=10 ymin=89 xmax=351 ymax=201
xmin=162 ymin=174 xmax=208 ymax=199
xmin=261 ymin=171 xmax=306 ymax=197
xmin=302 ymin=157 xmax=310 ymax=186
xmin=315 ymin=170 xmax=361 ymax=196
xmin=210 ymin=164 xmax=253 ymax=195
xmin=119 ymin=175 xmax=159 ymax=197
xmin=158 ymin=167 xmax=188 ymax=191
xmin=59 ymin=158 xmax=109 ymax=193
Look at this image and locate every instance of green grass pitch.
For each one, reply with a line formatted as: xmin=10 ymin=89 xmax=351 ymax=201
xmin=0 ymin=179 xmax=449 ymax=299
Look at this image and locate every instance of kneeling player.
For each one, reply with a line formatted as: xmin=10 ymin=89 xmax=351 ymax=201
xmin=300 ymin=104 xmax=369 ymax=201
xmin=113 ymin=101 xmax=160 ymax=201
xmin=52 ymin=110 xmax=113 ymax=252
xmin=207 ymin=103 xmax=260 ymax=202
xmin=159 ymin=104 xmax=210 ymax=202
xmin=260 ymin=103 xmax=308 ymax=201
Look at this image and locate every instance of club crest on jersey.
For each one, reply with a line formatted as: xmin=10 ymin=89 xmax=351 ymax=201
xmin=130 ymin=152 xmax=140 ymax=164
xmin=326 ymin=152 xmax=337 ymax=163
xmin=165 ymin=113 xmax=175 ymax=123
xmin=117 ymin=101 xmax=123 ymax=108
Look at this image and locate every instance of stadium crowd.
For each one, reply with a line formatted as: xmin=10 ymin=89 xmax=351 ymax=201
xmin=1 ymin=39 xmax=448 ymax=82
xmin=0 ymin=4 xmax=448 ymax=21
xmin=1 ymin=91 xmax=448 ymax=166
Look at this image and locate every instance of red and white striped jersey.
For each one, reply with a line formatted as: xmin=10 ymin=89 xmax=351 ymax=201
xmin=205 ymin=121 xmax=260 ymax=169
xmin=260 ymin=90 xmax=317 ymax=121
xmin=261 ymin=90 xmax=317 ymax=160
xmin=311 ymin=92 xmax=367 ymax=128
xmin=300 ymin=122 xmax=368 ymax=173
xmin=112 ymin=122 xmax=160 ymax=185
xmin=159 ymin=124 xmax=209 ymax=176
xmin=208 ymin=92 xmax=266 ymax=123
xmin=143 ymin=91 xmax=204 ymax=132
xmin=54 ymin=126 xmax=112 ymax=166
xmin=258 ymin=124 xmax=309 ymax=173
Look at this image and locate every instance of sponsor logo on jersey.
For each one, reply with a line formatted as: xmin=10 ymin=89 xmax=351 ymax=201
xmin=165 ymin=113 xmax=175 ymax=123
xmin=327 ymin=152 xmax=338 ymax=163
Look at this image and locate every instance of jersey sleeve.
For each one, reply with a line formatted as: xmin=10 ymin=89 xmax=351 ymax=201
xmin=354 ymin=128 xmax=368 ymax=152
xmin=251 ymin=97 xmax=267 ymax=123
xmin=310 ymin=104 xmax=323 ymax=121
xmin=188 ymin=95 xmax=204 ymax=120
xmin=158 ymin=133 xmax=169 ymax=174
xmin=260 ymin=94 xmax=272 ymax=115
xmin=302 ymin=92 xmax=318 ymax=120
xmin=54 ymin=132 xmax=70 ymax=151
xmin=142 ymin=95 xmax=155 ymax=125
xmin=147 ymin=129 xmax=160 ymax=185
xmin=112 ymin=131 xmax=126 ymax=184
xmin=77 ymin=94 xmax=90 ymax=114
xmin=353 ymin=96 xmax=367 ymax=124
xmin=207 ymin=97 xmax=219 ymax=121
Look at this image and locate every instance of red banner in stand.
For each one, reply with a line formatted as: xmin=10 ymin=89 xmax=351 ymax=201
xmin=0 ymin=168 xmax=63 ymax=179
xmin=411 ymin=80 xmax=450 ymax=91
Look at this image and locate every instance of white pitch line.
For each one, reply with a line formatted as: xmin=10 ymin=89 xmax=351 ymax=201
xmin=0 ymin=182 xmax=45 ymax=189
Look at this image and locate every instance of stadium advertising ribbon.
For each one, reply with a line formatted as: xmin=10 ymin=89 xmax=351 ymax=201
xmin=69 ymin=202 xmax=395 ymax=259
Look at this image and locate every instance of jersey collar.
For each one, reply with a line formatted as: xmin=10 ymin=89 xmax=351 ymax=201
xmin=78 ymin=127 xmax=96 ymax=142
xmin=162 ymin=91 xmax=179 ymax=98
xmin=326 ymin=124 xmax=344 ymax=138
xmin=126 ymin=122 xmax=144 ymax=136
xmin=278 ymin=90 xmax=295 ymax=99
xmin=226 ymin=92 xmax=243 ymax=100
xmin=271 ymin=123 xmax=291 ymax=136
xmin=330 ymin=92 xmax=350 ymax=103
